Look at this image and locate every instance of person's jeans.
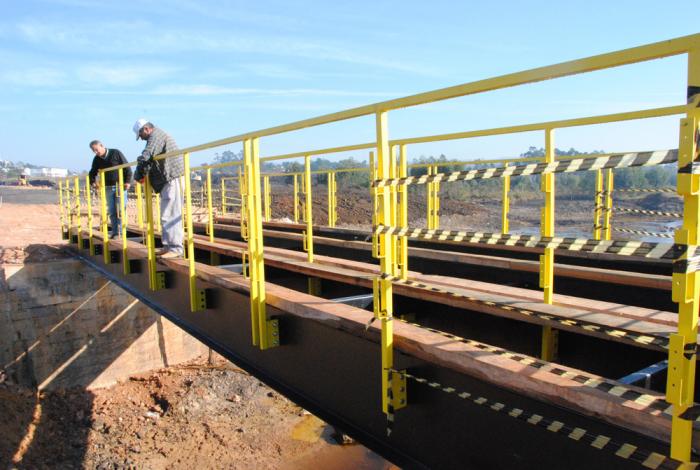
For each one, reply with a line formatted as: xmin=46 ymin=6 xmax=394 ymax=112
xmin=106 ymin=186 xmax=126 ymax=237
xmin=160 ymin=178 xmax=184 ymax=254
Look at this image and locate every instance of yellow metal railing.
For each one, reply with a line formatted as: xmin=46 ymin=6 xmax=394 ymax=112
xmin=59 ymin=33 xmax=700 ymax=463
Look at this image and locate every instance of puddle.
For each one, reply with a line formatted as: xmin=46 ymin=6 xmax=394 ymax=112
xmin=287 ymin=415 xmax=394 ymax=470
xmin=291 ymin=414 xmax=325 ymax=443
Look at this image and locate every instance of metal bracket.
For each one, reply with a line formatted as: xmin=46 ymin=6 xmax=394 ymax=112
xmin=391 ymin=369 xmax=407 ymax=411
xmin=109 ymin=250 xmax=120 ymax=264
xmin=666 ymin=333 xmax=688 ymax=407
xmin=155 ymin=271 xmax=167 ymax=290
xmin=265 ymin=319 xmax=280 ymax=348
xmin=194 ymin=288 xmax=208 ymax=311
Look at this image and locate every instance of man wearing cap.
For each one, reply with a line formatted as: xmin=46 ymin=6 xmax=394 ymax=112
xmin=132 ymin=119 xmax=184 ymax=258
xmin=88 ymin=140 xmax=131 ymax=239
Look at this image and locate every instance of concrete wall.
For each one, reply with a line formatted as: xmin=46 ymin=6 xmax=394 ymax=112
xmin=0 ymin=259 xmax=208 ymax=390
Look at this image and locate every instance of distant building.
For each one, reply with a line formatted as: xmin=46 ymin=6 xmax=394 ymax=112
xmin=26 ymin=167 xmax=69 ymax=178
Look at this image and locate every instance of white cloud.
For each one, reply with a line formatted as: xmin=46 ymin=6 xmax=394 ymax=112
xmin=14 ymin=20 xmax=439 ymax=76
xmin=1 ymin=67 xmax=66 ymax=87
xmin=48 ymin=84 xmax=400 ymax=98
xmin=76 ymin=64 xmax=177 ymax=86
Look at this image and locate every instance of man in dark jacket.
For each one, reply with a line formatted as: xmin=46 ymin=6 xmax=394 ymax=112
xmin=88 ymin=140 xmax=131 ymax=239
xmin=133 ymin=119 xmax=184 ymax=258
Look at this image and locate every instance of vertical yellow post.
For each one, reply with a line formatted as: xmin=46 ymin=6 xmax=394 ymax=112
xmin=303 ymin=155 xmax=314 ymax=263
xmin=239 ymin=168 xmax=248 ymax=240
xmin=118 ymin=168 xmax=129 ymax=274
xmin=293 ymin=174 xmax=299 ymax=223
xmin=398 ymin=145 xmax=408 ymax=280
xmin=593 ymin=169 xmax=603 ymax=240
xmin=540 ymin=128 xmax=557 ymax=361
xmin=327 ymin=171 xmax=337 ymax=228
xmin=136 ymin=182 xmax=144 ymax=230
xmin=74 ymin=177 xmax=81 ymax=246
xmin=144 ymin=176 xmax=158 ymax=291
xmin=85 ymin=175 xmax=94 ymax=255
xmin=432 ymin=164 xmax=440 ymax=230
xmin=206 ymin=168 xmax=219 ymax=265
xmin=155 ymin=193 xmax=161 ymax=232
xmin=99 ymin=171 xmax=110 ymax=263
xmin=502 ymin=164 xmax=510 ymax=234
xmin=263 ymin=175 xmax=271 ymax=222
xmin=370 ymin=151 xmax=379 ymax=258
xmin=603 ymin=169 xmax=614 ymax=241
xmin=244 ymin=138 xmax=275 ymax=349
xmin=426 ymin=165 xmax=434 ymax=230
xmin=58 ymin=179 xmax=68 ymax=239
xmin=66 ymin=180 xmax=74 ymax=236
xmin=668 ymin=50 xmax=700 ymax=463
xmin=374 ymin=110 xmax=397 ymax=416
xmin=184 ymin=152 xmax=204 ymax=312
xmin=221 ymin=178 xmax=227 ymax=216
xmin=389 ymin=146 xmax=399 ymax=277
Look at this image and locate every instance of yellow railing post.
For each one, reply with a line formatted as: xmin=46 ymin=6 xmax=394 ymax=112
xmin=374 ymin=110 xmax=404 ymax=420
xmin=58 ymin=179 xmax=67 ymax=239
xmin=136 ymin=182 xmax=144 ymax=229
xmin=593 ymin=169 xmax=603 ymax=240
xmin=398 ymin=144 xmax=408 ymax=280
xmin=303 ymin=156 xmax=321 ymax=294
xmin=603 ymin=169 xmax=614 ymax=240
xmin=426 ymin=164 xmax=440 ymax=230
xmin=426 ymin=165 xmax=434 ymax=229
xmin=540 ymin=128 xmax=558 ymax=361
xmin=668 ymin=49 xmax=700 ymax=463
xmin=155 ymin=193 xmax=161 ymax=232
xmin=239 ymin=168 xmax=248 ymax=240
xmin=303 ymin=155 xmax=314 ymax=263
xmin=221 ymin=178 xmax=226 ymax=216
xmin=206 ymin=168 xmax=219 ymax=265
xmin=73 ymin=176 xmax=82 ymax=248
xmin=144 ymin=176 xmax=159 ymax=291
xmin=99 ymin=171 xmax=110 ymax=264
xmin=293 ymin=174 xmax=299 ymax=223
xmin=432 ymin=164 xmax=440 ymax=230
xmin=263 ymin=175 xmax=271 ymax=222
xmin=184 ymin=152 xmax=206 ymax=312
xmin=327 ymin=171 xmax=337 ymax=227
xmin=85 ymin=175 xmax=94 ymax=255
xmin=502 ymin=163 xmax=510 ymax=234
xmin=118 ymin=168 xmax=130 ymax=274
xmin=244 ymin=138 xmax=277 ymax=349
xmin=389 ymin=146 xmax=399 ymax=277
xmin=370 ymin=151 xmax=379 ymax=258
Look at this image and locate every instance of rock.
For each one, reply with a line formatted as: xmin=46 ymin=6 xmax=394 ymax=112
xmin=145 ymin=411 xmax=160 ymax=420
xmin=330 ymin=427 xmax=356 ymax=446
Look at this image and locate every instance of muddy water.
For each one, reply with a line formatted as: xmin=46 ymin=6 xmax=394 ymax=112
xmin=286 ymin=415 xmax=394 ymax=469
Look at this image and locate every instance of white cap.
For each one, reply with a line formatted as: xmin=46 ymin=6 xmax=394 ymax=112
xmin=133 ymin=118 xmax=148 ymax=140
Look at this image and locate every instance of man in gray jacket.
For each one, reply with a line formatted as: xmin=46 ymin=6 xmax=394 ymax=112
xmin=133 ymin=119 xmax=184 ymax=258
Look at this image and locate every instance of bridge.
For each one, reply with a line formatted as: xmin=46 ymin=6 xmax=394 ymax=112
xmin=59 ymin=33 xmax=700 ymax=469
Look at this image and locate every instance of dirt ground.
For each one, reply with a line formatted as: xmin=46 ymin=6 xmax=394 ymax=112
xmin=0 ymin=359 xmax=391 ymax=470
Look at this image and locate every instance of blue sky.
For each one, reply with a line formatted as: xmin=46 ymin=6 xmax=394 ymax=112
xmin=0 ymin=0 xmax=697 ymax=170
